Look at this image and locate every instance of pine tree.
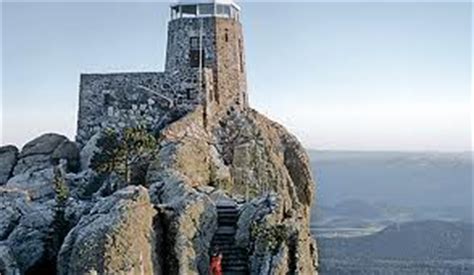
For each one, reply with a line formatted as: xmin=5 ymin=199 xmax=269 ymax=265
xmin=44 ymin=166 xmax=70 ymax=272
xmin=90 ymin=126 xmax=157 ymax=185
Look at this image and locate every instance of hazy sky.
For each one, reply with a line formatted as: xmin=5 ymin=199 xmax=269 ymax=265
xmin=1 ymin=1 xmax=472 ymax=151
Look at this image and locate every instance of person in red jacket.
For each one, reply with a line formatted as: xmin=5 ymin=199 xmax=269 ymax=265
xmin=210 ymin=247 xmax=223 ymax=275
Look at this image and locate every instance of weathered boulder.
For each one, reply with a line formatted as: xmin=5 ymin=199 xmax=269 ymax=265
xmin=251 ymin=110 xmax=314 ymax=207
xmin=237 ymin=194 xmax=319 ymax=275
xmin=0 ymin=188 xmax=53 ymax=273
xmin=6 ymin=134 xmax=80 ymax=202
xmin=214 ymin=109 xmax=315 ymax=213
xmin=0 ymin=188 xmax=30 ymax=241
xmin=0 ymin=146 xmax=18 ymax=185
xmin=13 ymin=134 xmax=66 ymax=175
xmin=52 ymin=141 xmax=80 ymax=172
xmin=150 ymin=170 xmax=217 ymax=275
xmin=235 ymin=194 xmax=280 ymax=248
xmin=7 ymin=168 xmax=55 ymax=202
xmin=79 ymin=132 xmax=100 ymax=171
xmin=148 ymin=107 xmax=213 ymax=188
xmin=0 ymin=244 xmax=20 ymax=275
xmin=57 ymin=186 xmax=158 ymax=275
xmin=19 ymin=134 xmax=68 ymax=158
xmin=7 ymin=203 xmax=53 ymax=273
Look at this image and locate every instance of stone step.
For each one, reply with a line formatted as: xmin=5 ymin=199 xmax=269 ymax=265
xmin=222 ymin=256 xmax=247 ymax=263
xmin=216 ymin=205 xmax=239 ymax=212
xmin=217 ymin=216 xmax=239 ymax=225
xmin=217 ymin=218 xmax=238 ymax=224
xmin=211 ymin=242 xmax=234 ymax=246
xmin=217 ymin=203 xmax=238 ymax=208
xmin=212 ymin=242 xmax=234 ymax=247
xmin=222 ymin=265 xmax=248 ymax=272
xmin=211 ymin=202 xmax=248 ymax=275
xmin=220 ymin=249 xmax=246 ymax=254
xmin=217 ymin=213 xmax=239 ymax=219
xmin=217 ymin=215 xmax=239 ymax=221
xmin=217 ymin=212 xmax=239 ymax=218
xmin=217 ymin=209 xmax=238 ymax=213
xmin=221 ymin=252 xmax=247 ymax=259
xmin=215 ymin=227 xmax=236 ymax=235
xmin=218 ymin=214 xmax=238 ymax=219
xmin=222 ymin=252 xmax=247 ymax=258
xmin=222 ymin=272 xmax=247 ymax=275
xmin=213 ymin=232 xmax=236 ymax=238
xmin=216 ymin=201 xmax=238 ymax=207
xmin=217 ymin=220 xmax=238 ymax=226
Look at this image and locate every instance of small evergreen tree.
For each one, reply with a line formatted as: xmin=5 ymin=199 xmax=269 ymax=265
xmin=90 ymin=126 xmax=157 ymax=185
xmin=45 ymin=166 xmax=70 ymax=271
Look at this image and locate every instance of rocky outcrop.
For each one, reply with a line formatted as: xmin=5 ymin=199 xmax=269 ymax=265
xmin=51 ymin=141 xmax=80 ymax=173
xmin=79 ymin=132 xmax=100 ymax=171
xmin=236 ymin=194 xmax=318 ymax=274
xmin=145 ymin=106 xmax=318 ymax=274
xmin=0 ymin=146 xmax=18 ymax=185
xmin=57 ymin=186 xmax=158 ymax=275
xmin=13 ymin=134 xmax=68 ymax=175
xmin=7 ymin=168 xmax=55 ymax=202
xmin=0 ymin=244 xmax=20 ymax=275
xmin=0 ymin=106 xmax=318 ymax=274
xmin=0 ymin=188 xmax=53 ymax=273
xmin=149 ymin=171 xmax=218 ymax=275
xmin=212 ymin=109 xmax=315 ymax=214
xmin=6 ymin=134 xmax=79 ymax=202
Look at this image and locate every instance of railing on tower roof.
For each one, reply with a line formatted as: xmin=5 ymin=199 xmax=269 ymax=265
xmin=170 ymin=0 xmax=240 ymax=20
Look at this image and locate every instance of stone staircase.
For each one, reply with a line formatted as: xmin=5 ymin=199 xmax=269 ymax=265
xmin=211 ymin=201 xmax=248 ymax=275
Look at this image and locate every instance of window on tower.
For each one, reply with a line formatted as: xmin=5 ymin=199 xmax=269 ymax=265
xmin=190 ymin=37 xmax=205 ymax=68
xmin=181 ymin=5 xmax=197 ymax=17
xmin=199 ymin=4 xmax=214 ymax=15
xmin=186 ymin=89 xmax=193 ymax=100
xmin=216 ymin=4 xmax=231 ymax=17
xmin=239 ymin=39 xmax=244 ymax=73
xmin=190 ymin=37 xmax=199 ymax=50
xmin=190 ymin=50 xmax=205 ymax=67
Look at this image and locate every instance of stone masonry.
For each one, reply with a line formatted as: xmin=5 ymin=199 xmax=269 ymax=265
xmin=77 ymin=4 xmax=247 ymax=146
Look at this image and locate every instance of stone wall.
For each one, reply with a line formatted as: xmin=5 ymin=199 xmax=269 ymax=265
xmin=77 ymin=15 xmax=248 ymax=146
xmin=76 ymin=69 xmax=213 ymax=146
xmin=165 ymin=18 xmax=217 ymax=73
xmin=165 ymin=17 xmax=248 ymax=126
xmin=212 ymin=17 xmax=248 ymax=113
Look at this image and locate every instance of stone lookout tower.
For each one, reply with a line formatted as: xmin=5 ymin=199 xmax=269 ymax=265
xmin=76 ymin=0 xmax=248 ymax=146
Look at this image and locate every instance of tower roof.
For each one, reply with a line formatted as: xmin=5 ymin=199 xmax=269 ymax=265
xmin=172 ymin=0 xmax=240 ymax=11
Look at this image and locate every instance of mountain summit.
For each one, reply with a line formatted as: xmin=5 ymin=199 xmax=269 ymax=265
xmin=0 ymin=2 xmax=318 ymax=274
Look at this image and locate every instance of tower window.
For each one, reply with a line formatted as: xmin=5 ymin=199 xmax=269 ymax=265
xmin=238 ymin=39 xmax=244 ymax=73
xmin=190 ymin=50 xmax=205 ymax=67
xmin=181 ymin=5 xmax=197 ymax=17
xmin=198 ymin=4 xmax=214 ymax=15
xmin=216 ymin=4 xmax=231 ymax=17
xmin=225 ymin=29 xmax=229 ymax=42
xmin=104 ymin=93 xmax=113 ymax=106
xmin=190 ymin=36 xmax=205 ymax=68
xmin=190 ymin=37 xmax=200 ymax=50
xmin=186 ymin=89 xmax=193 ymax=100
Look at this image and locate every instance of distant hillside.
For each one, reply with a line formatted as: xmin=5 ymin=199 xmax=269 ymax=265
xmin=319 ymin=220 xmax=474 ymax=260
xmin=308 ymin=150 xmax=473 ymax=222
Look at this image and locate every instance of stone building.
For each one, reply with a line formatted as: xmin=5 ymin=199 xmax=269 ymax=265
xmin=76 ymin=0 xmax=248 ymax=146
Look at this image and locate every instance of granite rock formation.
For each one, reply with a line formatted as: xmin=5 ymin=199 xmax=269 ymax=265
xmin=57 ymin=186 xmax=158 ymax=275
xmin=0 ymin=146 xmax=18 ymax=185
xmin=1 ymin=1 xmax=318 ymax=273
xmin=0 ymin=104 xmax=318 ymax=274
